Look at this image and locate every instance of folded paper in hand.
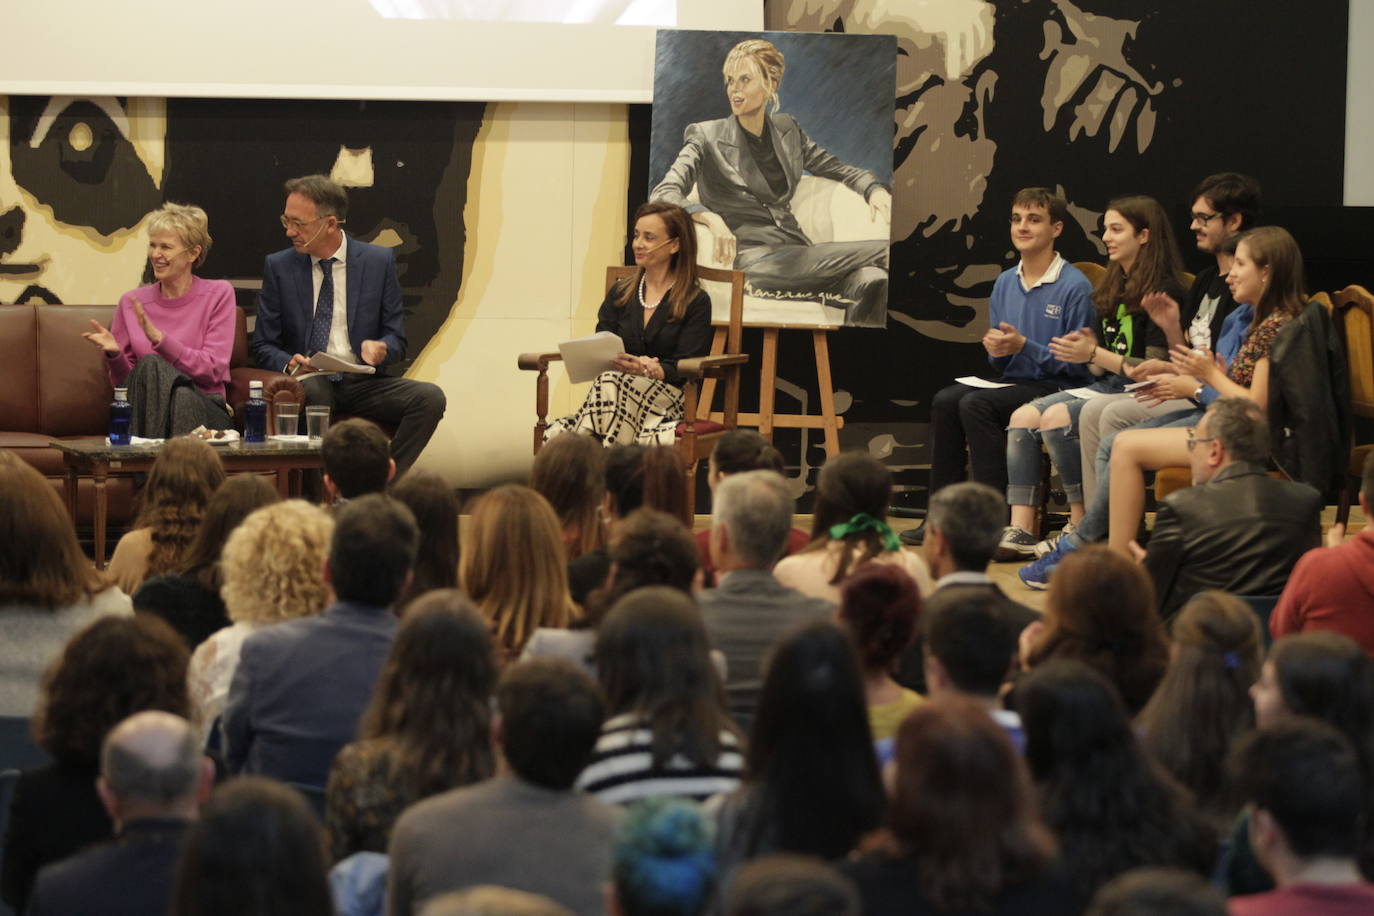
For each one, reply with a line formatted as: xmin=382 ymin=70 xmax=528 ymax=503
xmin=292 ymin=352 xmax=377 ymax=380
xmin=559 ymin=332 xmax=624 ymax=383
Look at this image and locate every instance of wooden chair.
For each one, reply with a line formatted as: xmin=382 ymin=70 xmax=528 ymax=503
xmin=1333 ymin=285 xmax=1374 ymax=525
xmin=518 ymin=266 xmax=748 ymax=509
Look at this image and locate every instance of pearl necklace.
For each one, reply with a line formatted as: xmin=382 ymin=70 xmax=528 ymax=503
xmin=639 ymin=275 xmax=663 ymax=310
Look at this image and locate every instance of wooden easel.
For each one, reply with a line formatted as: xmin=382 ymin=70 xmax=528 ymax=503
xmin=699 ymin=322 xmax=844 ymax=457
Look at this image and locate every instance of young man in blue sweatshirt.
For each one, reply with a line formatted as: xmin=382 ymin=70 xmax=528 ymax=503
xmin=904 ymin=188 xmax=1093 ymax=547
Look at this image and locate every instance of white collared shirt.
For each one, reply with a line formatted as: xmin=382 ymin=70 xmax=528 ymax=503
xmin=1015 ymin=252 xmax=1067 ymax=292
xmin=309 ymin=235 xmax=360 ymax=363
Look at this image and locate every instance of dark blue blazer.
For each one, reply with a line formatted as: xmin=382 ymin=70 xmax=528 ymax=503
xmin=221 ymin=601 xmax=397 ymax=788
xmin=251 ymin=236 xmax=407 ymax=374
xmin=26 ymin=818 xmax=189 ymax=916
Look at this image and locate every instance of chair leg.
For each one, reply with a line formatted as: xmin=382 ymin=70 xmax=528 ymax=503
xmin=684 ymin=461 xmax=698 ymax=521
xmin=1036 ymin=448 xmax=1053 ymax=538
xmin=1336 ymin=473 xmax=1356 ymax=527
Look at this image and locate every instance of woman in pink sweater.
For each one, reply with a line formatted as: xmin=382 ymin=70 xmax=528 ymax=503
xmin=81 ymin=202 xmax=236 ymax=437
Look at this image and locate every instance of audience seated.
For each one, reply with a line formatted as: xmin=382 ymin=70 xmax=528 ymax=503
xmin=389 ymin=470 xmax=461 ymax=608
xmin=1086 ymin=867 xmax=1226 ymax=916
xmin=1143 ymin=397 xmax=1321 ymax=618
xmin=1000 ymin=193 xmax=1182 ymax=558
xmin=921 ymin=588 xmax=1025 ymax=750
xmin=1074 ymin=173 xmax=1258 ymax=515
xmin=133 ymin=474 xmax=280 ymax=649
xmin=903 ymin=187 xmax=1094 ymax=549
xmin=1019 ymin=546 xmax=1168 ymax=715
xmin=325 ymin=590 xmax=496 ymax=862
xmin=611 ymin=797 xmax=715 ymax=916
xmin=1271 ymin=451 xmax=1374 ymax=653
xmin=107 ymin=437 xmax=226 ymax=595
xmin=222 ymin=494 xmax=416 ymax=787
xmin=321 ymin=418 xmax=396 ymax=503
xmin=460 ymin=484 xmax=577 ymax=661
xmin=417 ymin=887 xmax=573 ymax=916
xmin=724 ymin=855 xmax=861 ymax=916
xmin=524 ymin=507 xmax=697 ymax=678
xmin=186 ymin=500 xmax=334 ymax=742
xmin=578 ymin=587 xmax=743 ymax=804
xmin=532 ymin=431 xmax=608 ymax=562
xmin=388 ymin=658 xmax=623 ymax=916
xmin=27 ymin=711 xmax=212 ymax=916
xmin=839 ymin=696 xmax=1065 ymax=916
xmin=567 ymin=444 xmax=689 ymax=604
xmin=1228 ymin=720 xmax=1374 ymax=916
xmin=709 ymin=621 xmax=883 ymax=895
xmin=0 ymin=451 xmax=132 ymax=718
xmin=894 ymin=481 xmax=1037 ymax=692
xmin=1023 ymin=225 xmax=1315 ymax=585
xmin=170 ymin=776 xmax=334 ymax=916
xmin=1 ymin=615 xmax=191 ymax=914
xmin=696 ymin=430 xmax=806 ymax=586
xmin=1016 ymin=660 xmax=1216 ymax=907
xmin=774 ymin=452 xmax=932 ymax=603
xmin=1227 ymin=632 xmax=1374 ymax=894
xmin=836 ymin=564 xmax=924 ymax=750
xmin=1136 ymin=591 xmax=1263 ymax=831
xmin=697 ymin=471 xmax=832 ymax=730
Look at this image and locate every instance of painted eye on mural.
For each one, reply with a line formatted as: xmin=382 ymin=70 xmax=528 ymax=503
xmin=8 ymin=96 xmax=160 ymax=235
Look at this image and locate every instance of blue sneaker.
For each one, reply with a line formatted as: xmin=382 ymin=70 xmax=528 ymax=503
xmin=1018 ymin=533 xmax=1080 ymax=590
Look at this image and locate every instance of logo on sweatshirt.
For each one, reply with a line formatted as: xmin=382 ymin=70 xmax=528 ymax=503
xmin=1045 ymin=303 xmax=1062 ymax=318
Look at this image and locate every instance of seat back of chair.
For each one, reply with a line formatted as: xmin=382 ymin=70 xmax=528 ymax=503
xmin=1334 ymin=285 xmax=1374 ymax=421
xmin=1072 ymin=261 xmax=1107 ymax=288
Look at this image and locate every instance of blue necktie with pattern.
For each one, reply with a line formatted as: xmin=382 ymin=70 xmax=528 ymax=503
xmin=308 ymin=257 xmax=341 ymax=380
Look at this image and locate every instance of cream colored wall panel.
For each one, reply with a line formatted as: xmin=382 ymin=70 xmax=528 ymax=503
xmin=412 ymin=316 xmax=576 ymax=487
xmin=408 ymin=101 xmax=634 ymax=487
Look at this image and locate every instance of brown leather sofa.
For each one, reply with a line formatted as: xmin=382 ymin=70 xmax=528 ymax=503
xmin=0 ymin=303 xmax=297 ymax=529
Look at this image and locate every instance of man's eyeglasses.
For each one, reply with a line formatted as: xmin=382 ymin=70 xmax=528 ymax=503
xmin=279 ymin=214 xmax=331 ymax=231
xmin=1185 ymin=427 xmax=1216 ymax=451
xmin=1190 ymin=211 xmax=1223 ymax=225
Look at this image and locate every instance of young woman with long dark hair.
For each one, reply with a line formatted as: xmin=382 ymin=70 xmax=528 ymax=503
xmin=577 ymin=587 xmax=742 ymax=805
xmin=324 ymin=590 xmax=496 ymax=860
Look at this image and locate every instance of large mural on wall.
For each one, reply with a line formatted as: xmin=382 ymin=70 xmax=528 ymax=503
xmin=649 ymin=29 xmax=896 ymax=328
xmin=1 ymin=95 xmax=483 ymax=368
xmin=0 ymin=1 xmax=1352 ymax=497
xmin=756 ymin=0 xmax=1348 ymax=497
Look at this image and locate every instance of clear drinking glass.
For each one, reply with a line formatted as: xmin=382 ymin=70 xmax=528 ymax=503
xmin=305 ymin=405 xmax=331 ymax=442
xmin=273 ymin=401 xmax=301 ymax=438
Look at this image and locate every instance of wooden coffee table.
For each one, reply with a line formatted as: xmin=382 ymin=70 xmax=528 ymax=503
xmin=50 ymin=437 xmax=324 ymax=570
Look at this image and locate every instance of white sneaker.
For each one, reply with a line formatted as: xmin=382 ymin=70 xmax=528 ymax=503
xmin=994 ymin=525 xmax=1039 ymax=562
xmin=1034 ymin=522 xmax=1077 ymax=558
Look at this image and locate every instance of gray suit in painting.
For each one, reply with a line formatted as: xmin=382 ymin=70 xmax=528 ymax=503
xmin=651 ymin=113 xmax=889 ymax=324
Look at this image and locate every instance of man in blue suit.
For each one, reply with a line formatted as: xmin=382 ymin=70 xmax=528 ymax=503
xmin=251 ymin=174 xmax=445 ymax=473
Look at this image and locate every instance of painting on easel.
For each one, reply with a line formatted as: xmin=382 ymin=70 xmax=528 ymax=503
xmin=649 ymin=29 xmax=896 ymax=329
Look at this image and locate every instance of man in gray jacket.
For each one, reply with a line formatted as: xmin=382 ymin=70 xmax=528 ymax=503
xmin=697 ymin=470 xmax=834 ymax=731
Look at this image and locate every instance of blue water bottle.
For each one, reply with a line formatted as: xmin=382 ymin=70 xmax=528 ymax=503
xmin=108 ymin=387 xmax=132 ymax=446
xmin=244 ymin=380 xmax=267 ymax=443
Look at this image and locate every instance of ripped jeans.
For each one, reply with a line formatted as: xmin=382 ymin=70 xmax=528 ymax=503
xmin=1005 ymin=388 xmax=1099 ymax=507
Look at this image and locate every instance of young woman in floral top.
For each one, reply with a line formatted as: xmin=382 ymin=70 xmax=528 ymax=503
xmin=1101 ymin=226 xmax=1307 ymax=554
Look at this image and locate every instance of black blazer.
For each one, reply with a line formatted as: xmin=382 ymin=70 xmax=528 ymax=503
xmin=26 ymin=817 xmax=190 ymax=916
xmin=1145 ymin=461 xmax=1323 ymax=619
xmin=595 ymin=285 xmax=712 ymax=386
xmin=0 ymin=761 xmax=111 ymax=914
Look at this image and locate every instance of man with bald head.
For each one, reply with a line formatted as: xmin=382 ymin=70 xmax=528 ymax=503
xmin=27 ymin=711 xmax=212 ymax=916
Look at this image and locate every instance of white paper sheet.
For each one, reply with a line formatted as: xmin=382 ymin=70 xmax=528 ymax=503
xmin=1064 ymin=387 xmax=1103 ymax=399
xmin=559 ymin=331 xmax=625 ymax=383
xmin=955 ymin=376 xmax=1014 ymax=389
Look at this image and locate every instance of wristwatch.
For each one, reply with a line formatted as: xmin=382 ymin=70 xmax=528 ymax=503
xmin=1192 ymin=385 xmax=1205 ymax=402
